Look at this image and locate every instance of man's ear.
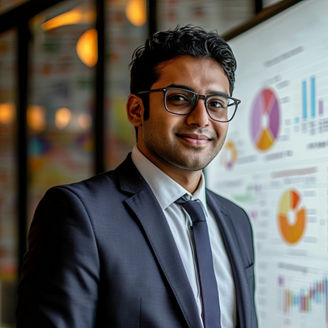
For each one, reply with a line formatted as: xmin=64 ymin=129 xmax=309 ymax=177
xmin=127 ymin=94 xmax=144 ymax=127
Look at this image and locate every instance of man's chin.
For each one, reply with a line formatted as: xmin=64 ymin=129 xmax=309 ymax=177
xmin=168 ymin=156 xmax=214 ymax=172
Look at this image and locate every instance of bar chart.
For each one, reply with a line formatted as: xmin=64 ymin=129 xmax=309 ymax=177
xmin=279 ymin=275 xmax=328 ymax=327
xmin=296 ymin=76 xmax=325 ymax=123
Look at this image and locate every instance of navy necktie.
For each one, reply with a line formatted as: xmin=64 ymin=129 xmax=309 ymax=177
xmin=176 ymin=196 xmax=221 ymax=328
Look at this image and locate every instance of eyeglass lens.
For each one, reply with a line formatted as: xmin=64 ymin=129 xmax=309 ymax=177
xmin=165 ymin=88 xmax=236 ymax=122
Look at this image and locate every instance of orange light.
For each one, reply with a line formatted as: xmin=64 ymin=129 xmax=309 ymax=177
xmin=126 ymin=0 xmax=146 ymax=26
xmin=0 ymin=102 xmax=15 ymax=124
xmin=27 ymin=105 xmax=46 ymax=132
xmin=76 ymin=28 xmax=98 ymax=67
xmin=77 ymin=113 xmax=91 ymax=130
xmin=55 ymin=107 xmax=72 ymax=129
xmin=42 ymin=6 xmax=95 ymax=31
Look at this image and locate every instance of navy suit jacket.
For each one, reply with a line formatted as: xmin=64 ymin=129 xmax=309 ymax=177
xmin=17 ymin=154 xmax=257 ymax=327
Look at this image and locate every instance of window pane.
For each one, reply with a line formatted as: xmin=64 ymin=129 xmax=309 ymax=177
xmin=28 ymin=0 xmax=95 ymax=223
xmin=105 ymin=0 xmax=147 ymax=169
xmin=157 ymin=0 xmax=254 ymax=35
xmin=0 ymin=28 xmax=17 ymax=328
xmin=263 ymin=0 xmax=283 ymax=8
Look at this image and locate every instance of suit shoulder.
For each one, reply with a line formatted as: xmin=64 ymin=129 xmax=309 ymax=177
xmin=64 ymin=170 xmax=117 ymax=193
xmin=46 ymin=154 xmax=138 ymax=200
xmin=41 ymin=169 xmax=119 ymax=207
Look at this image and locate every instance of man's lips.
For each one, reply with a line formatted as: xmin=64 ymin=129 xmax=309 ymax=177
xmin=176 ymin=133 xmax=213 ymax=145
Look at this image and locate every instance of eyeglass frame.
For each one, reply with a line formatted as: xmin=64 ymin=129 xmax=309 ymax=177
xmin=137 ymin=86 xmax=241 ymax=123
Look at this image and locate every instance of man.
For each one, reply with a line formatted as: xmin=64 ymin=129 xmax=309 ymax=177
xmin=17 ymin=25 xmax=257 ymax=327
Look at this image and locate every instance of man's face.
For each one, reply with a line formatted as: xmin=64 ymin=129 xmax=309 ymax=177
xmin=133 ymin=55 xmax=230 ymax=174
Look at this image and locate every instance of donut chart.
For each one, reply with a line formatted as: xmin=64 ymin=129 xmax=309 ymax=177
xmin=251 ymin=88 xmax=280 ymax=151
xmin=278 ymin=189 xmax=306 ymax=244
xmin=221 ymin=140 xmax=237 ymax=169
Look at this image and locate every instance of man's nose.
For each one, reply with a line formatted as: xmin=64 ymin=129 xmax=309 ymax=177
xmin=185 ymin=98 xmax=209 ymax=127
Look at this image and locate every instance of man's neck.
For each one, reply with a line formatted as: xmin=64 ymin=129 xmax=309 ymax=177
xmin=162 ymin=167 xmax=202 ymax=194
xmin=142 ymin=154 xmax=203 ymax=194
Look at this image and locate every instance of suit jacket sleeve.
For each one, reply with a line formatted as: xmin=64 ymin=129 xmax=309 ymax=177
xmin=17 ymin=186 xmax=100 ymax=327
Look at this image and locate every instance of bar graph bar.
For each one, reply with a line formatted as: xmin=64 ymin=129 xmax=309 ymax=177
xmin=319 ymin=99 xmax=324 ymax=116
xmin=311 ymin=76 xmax=316 ymax=118
xmin=302 ymin=80 xmax=307 ymax=120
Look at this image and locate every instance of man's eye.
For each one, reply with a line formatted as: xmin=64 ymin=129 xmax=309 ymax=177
xmin=167 ymin=94 xmax=191 ymax=103
xmin=208 ymin=99 xmax=226 ymax=109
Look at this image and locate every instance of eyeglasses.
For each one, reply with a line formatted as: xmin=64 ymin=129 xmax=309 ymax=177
xmin=137 ymin=86 xmax=241 ymax=122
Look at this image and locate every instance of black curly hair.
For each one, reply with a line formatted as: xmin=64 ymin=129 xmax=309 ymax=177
xmin=129 ymin=25 xmax=237 ymax=106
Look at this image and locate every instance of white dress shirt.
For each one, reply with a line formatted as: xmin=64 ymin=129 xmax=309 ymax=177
xmin=132 ymin=146 xmax=236 ymax=328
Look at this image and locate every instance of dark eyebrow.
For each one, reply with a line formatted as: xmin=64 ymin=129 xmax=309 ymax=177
xmin=209 ymin=91 xmax=230 ymax=98
xmin=166 ymin=84 xmax=230 ymax=98
xmin=166 ymin=84 xmax=195 ymax=91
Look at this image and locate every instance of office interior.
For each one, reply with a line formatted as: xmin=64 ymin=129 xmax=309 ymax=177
xmin=0 ymin=0 xmax=294 ymax=326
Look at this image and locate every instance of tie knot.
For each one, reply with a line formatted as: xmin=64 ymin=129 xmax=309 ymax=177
xmin=175 ymin=196 xmax=206 ymax=224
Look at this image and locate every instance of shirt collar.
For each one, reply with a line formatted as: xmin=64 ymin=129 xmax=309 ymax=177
xmin=131 ymin=145 xmax=208 ymax=214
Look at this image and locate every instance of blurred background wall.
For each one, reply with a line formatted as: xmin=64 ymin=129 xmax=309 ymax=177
xmin=0 ymin=0 xmax=282 ymax=326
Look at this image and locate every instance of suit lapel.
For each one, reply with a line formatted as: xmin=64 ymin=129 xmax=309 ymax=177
xmin=116 ymin=156 xmax=202 ymax=328
xmin=206 ymin=190 xmax=248 ymax=328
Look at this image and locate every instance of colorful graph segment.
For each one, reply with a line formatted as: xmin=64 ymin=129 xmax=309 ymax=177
xmin=279 ymin=276 xmax=328 ymax=326
xmin=251 ymin=88 xmax=280 ymax=151
xmin=221 ymin=140 xmax=237 ymax=169
xmin=278 ymin=189 xmax=306 ymax=244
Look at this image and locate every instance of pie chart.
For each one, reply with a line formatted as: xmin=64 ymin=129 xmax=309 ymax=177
xmin=277 ymin=189 xmax=306 ymax=244
xmin=250 ymin=88 xmax=280 ymax=151
xmin=221 ymin=140 xmax=237 ymax=169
